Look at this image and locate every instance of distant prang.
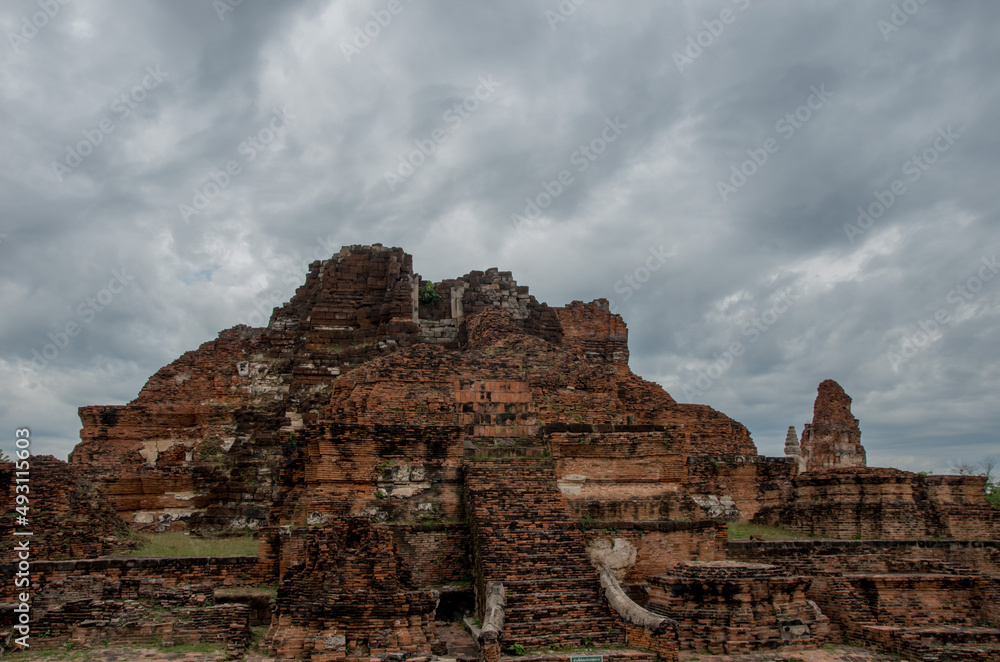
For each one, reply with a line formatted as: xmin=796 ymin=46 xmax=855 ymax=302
xmin=786 ymin=378 xmax=867 ymax=472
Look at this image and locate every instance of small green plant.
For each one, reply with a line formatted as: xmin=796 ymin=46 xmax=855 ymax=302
xmin=509 ymin=643 xmax=526 ymax=656
xmin=727 ymin=521 xmax=806 ymax=540
xmin=578 ymin=512 xmax=595 ymax=533
xmin=988 ymin=483 xmax=1000 ymax=508
xmin=197 ymin=438 xmax=224 ymax=460
xmin=583 ymin=636 xmax=593 ymax=648
xmin=419 ymin=281 xmax=442 ymax=305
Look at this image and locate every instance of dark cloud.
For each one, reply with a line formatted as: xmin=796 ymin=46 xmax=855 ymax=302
xmin=2 ymin=0 xmax=998 ymax=473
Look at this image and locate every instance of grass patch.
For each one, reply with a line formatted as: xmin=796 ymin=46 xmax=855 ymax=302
xmin=120 ymin=532 xmax=258 ymax=557
xmin=4 ymin=640 xmax=227 ymax=660
xmin=157 ymin=641 xmax=224 ymax=653
xmin=727 ymin=521 xmax=808 ymax=540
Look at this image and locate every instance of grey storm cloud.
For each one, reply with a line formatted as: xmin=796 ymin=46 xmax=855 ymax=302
xmin=1 ymin=0 xmax=998 ymax=473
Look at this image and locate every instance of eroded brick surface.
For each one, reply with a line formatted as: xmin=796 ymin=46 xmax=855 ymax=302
xmin=0 ymin=455 xmax=133 ymax=560
xmin=753 ymin=467 xmax=1000 ymax=539
xmin=70 ymin=246 xmax=757 ymax=537
xmin=800 ymin=379 xmax=866 ymax=471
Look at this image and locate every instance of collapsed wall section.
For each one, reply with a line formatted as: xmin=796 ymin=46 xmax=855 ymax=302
xmin=754 ymin=467 xmax=1000 ymax=539
xmin=729 ymin=539 xmax=1000 ymax=662
xmin=0 ymin=556 xmax=269 ymax=656
xmin=265 ymin=518 xmax=444 ymax=659
xmin=0 ymin=456 xmax=134 ymax=560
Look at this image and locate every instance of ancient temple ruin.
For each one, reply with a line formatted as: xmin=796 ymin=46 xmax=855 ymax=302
xmin=2 ymin=244 xmax=999 ymax=661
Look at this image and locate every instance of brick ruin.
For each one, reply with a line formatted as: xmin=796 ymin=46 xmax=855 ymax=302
xmin=764 ymin=379 xmax=1000 ymax=541
xmin=798 ymin=379 xmax=867 ymax=471
xmin=2 ymin=244 xmax=999 ymax=661
xmin=0 ymin=456 xmax=135 ymax=560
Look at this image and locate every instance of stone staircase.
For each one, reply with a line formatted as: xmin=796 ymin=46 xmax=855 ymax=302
xmin=464 ymin=450 xmax=625 ymax=652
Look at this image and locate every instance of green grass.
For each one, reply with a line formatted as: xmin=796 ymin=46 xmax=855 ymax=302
xmin=119 ymin=532 xmax=259 ymax=557
xmin=727 ymin=521 xmax=807 ymax=539
xmin=156 ymin=641 xmax=224 ymax=653
xmin=7 ymin=641 xmax=226 ymax=659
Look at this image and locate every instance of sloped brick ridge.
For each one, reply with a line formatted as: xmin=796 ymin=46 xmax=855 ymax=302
xmin=70 ymin=244 xmax=757 ymax=534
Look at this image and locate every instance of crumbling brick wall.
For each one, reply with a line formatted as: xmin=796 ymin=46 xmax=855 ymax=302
xmin=0 ymin=456 xmax=133 ymax=561
xmin=646 ymin=561 xmax=829 ymax=654
xmin=0 ymin=556 xmax=268 ymax=654
xmin=0 ymin=555 xmax=267 ymax=604
xmin=685 ymin=455 xmax=795 ymax=520
xmin=754 ymin=468 xmax=1000 ymax=539
xmin=581 ymin=520 xmax=727 ymax=584
xmin=728 ymin=539 xmax=1000 ymax=576
xmin=728 ymin=538 xmax=1000 ymax=660
xmin=265 ymin=517 xmax=443 ymax=659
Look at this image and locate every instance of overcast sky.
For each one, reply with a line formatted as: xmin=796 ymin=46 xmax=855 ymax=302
xmin=2 ymin=0 xmax=998 ymax=473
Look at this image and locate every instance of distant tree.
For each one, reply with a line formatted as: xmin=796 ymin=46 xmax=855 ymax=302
xmin=952 ymin=456 xmax=999 ymax=508
xmin=984 ymin=456 xmax=1000 ymax=508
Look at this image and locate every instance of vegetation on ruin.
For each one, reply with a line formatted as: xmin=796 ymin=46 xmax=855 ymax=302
xmin=727 ymin=521 xmax=809 ymax=540
xmin=952 ymin=455 xmax=1000 ymax=508
xmin=419 ymin=280 xmax=442 ymax=304
xmin=118 ymin=531 xmax=259 ymax=557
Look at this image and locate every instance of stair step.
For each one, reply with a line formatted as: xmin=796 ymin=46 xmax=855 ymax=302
xmin=507 ymin=617 xmax=620 ymax=633
xmin=506 ymin=602 xmax=608 ymax=618
xmin=506 ymin=630 xmax=625 ymax=649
